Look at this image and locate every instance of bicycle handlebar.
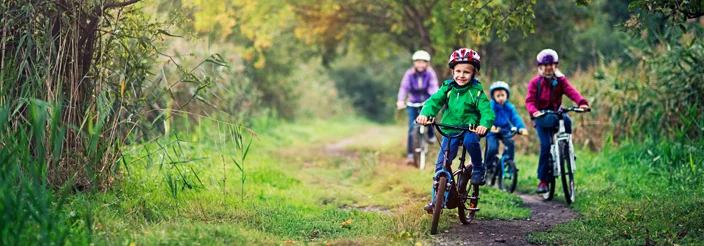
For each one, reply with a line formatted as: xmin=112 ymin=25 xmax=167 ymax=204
xmin=416 ymin=117 xmax=480 ymax=138
xmin=535 ymin=106 xmax=591 ymax=117
xmin=406 ymin=102 xmax=424 ymax=108
xmin=490 ymin=126 xmax=528 ymax=136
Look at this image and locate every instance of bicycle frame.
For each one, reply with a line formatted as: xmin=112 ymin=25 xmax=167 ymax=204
xmin=487 ymin=127 xmax=522 ymax=189
xmin=407 ymin=102 xmax=429 ymax=170
xmin=431 ymin=127 xmax=467 ymax=208
xmin=546 ymin=111 xmax=578 ymax=177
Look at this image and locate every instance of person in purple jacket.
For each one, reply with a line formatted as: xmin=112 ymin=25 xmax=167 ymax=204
xmin=525 ymin=49 xmax=590 ymax=194
xmin=396 ymin=50 xmax=439 ymax=164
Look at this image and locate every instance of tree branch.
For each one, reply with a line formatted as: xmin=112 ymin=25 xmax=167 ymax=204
xmin=104 ymin=0 xmax=140 ymax=10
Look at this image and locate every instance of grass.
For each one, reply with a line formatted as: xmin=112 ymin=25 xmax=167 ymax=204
xmin=9 ymin=110 xmax=701 ymax=245
xmin=67 ymin=116 xmax=530 ymax=245
xmin=515 ymin=138 xmax=704 ymax=245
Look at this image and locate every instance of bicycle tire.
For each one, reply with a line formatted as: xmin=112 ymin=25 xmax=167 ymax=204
xmin=411 ymin=125 xmax=423 ymax=168
xmin=496 ymin=160 xmax=503 ymax=190
xmin=457 ymin=170 xmax=470 ymax=224
xmin=560 ymin=141 xmax=575 ymax=204
xmin=431 ymin=176 xmax=447 ymax=235
xmin=487 ymin=159 xmax=499 ymax=187
xmin=502 ymin=160 xmax=518 ymax=193
xmin=542 ymin=155 xmax=556 ymax=201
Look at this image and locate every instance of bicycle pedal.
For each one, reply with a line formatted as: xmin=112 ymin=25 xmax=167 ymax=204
xmin=468 ymin=208 xmax=480 ymax=211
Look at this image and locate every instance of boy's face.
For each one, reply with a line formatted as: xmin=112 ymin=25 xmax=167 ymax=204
xmin=413 ymin=60 xmax=428 ymax=72
xmin=452 ymin=63 xmax=475 ymax=86
xmin=493 ymin=89 xmax=508 ymax=105
xmin=539 ymin=63 xmax=557 ymax=76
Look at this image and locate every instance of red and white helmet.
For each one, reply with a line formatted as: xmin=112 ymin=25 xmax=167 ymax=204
xmin=448 ymin=48 xmax=481 ymax=70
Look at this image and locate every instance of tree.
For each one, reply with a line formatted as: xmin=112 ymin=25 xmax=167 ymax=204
xmin=293 ymin=0 xmax=442 ymax=57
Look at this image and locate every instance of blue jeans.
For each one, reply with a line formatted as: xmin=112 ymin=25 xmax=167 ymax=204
xmin=434 ymin=132 xmax=484 ymax=174
xmin=407 ymin=106 xmax=435 ymax=155
xmin=485 ymin=129 xmax=515 ymax=168
xmin=534 ymin=115 xmax=572 ymax=182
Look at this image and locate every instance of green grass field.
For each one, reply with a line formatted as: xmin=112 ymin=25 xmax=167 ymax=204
xmin=38 ymin=117 xmax=702 ymax=245
xmin=71 ymin=118 xmax=528 ymax=245
xmin=515 ymin=140 xmax=704 ymax=245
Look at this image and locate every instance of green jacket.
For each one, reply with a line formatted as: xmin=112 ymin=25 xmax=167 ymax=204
xmin=420 ymin=79 xmax=495 ymax=130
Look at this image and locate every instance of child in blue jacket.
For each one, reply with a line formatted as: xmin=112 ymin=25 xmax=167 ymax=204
xmin=485 ymin=81 xmax=527 ymax=171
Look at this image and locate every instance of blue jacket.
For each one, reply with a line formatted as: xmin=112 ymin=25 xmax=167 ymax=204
xmin=490 ymin=101 xmax=526 ymax=129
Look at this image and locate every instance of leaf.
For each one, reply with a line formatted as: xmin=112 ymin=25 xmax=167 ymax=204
xmin=242 ymin=136 xmax=253 ymax=161
xmin=157 ymin=29 xmax=183 ymax=38
xmin=230 ymin=156 xmax=243 ymax=172
xmin=341 ymin=219 xmax=353 ymax=227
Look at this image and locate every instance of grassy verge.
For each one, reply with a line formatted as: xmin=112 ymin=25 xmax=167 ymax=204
xmin=517 ymin=138 xmax=704 ymax=245
xmin=71 ymin=117 xmax=529 ymax=245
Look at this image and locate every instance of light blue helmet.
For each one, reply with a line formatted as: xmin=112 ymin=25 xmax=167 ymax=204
xmin=489 ymin=81 xmax=510 ymax=99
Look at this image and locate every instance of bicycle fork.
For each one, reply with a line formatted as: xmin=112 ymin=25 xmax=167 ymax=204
xmin=417 ymin=125 xmax=427 ymax=170
xmin=551 ymin=120 xmax=577 ymax=176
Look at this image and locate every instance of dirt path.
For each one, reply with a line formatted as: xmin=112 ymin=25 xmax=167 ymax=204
xmin=432 ymin=194 xmax=578 ymax=245
xmin=324 ymin=128 xmax=579 ymax=245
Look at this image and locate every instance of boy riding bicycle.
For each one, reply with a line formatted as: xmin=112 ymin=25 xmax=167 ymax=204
xmin=485 ymin=81 xmax=527 ymax=172
xmin=416 ymin=48 xmax=495 ymax=212
xmin=525 ymin=49 xmax=590 ymax=194
xmin=397 ymin=50 xmax=439 ymax=165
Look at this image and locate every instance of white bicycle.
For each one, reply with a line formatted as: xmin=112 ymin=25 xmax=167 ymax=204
xmin=534 ymin=106 xmax=590 ymax=204
xmin=406 ymin=102 xmax=431 ymax=170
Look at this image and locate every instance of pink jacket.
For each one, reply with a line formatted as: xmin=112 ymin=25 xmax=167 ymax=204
xmin=525 ymin=75 xmax=588 ymax=115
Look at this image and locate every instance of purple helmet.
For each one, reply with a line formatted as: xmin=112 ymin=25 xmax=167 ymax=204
xmin=536 ymin=49 xmax=559 ymax=65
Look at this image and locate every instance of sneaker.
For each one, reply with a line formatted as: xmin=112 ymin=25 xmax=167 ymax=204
xmin=424 ymin=201 xmax=434 ymax=214
xmin=470 ymin=171 xmax=486 ymax=185
xmin=406 ymin=154 xmax=414 ymax=165
xmin=536 ymin=181 xmax=549 ymax=193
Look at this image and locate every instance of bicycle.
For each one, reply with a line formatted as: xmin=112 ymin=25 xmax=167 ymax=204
xmin=534 ymin=106 xmax=590 ymax=204
xmin=421 ymin=119 xmax=482 ymax=235
xmin=485 ymin=127 xmax=527 ymax=193
xmin=405 ymin=102 xmax=431 ymax=170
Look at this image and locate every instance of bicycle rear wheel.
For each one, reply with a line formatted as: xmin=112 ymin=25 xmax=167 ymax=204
xmin=560 ymin=141 xmax=575 ymax=204
xmin=542 ymin=157 xmax=556 ymax=200
xmin=430 ymin=176 xmax=446 ymax=235
xmin=542 ymin=178 xmax=555 ymax=200
xmin=411 ymin=125 xmax=423 ymax=168
xmin=487 ymin=159 xmax=500 ymax=187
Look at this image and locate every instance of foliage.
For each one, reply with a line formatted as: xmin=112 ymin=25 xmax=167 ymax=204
xmin=625 ymin=0 xmax=704 ymax=32
xmin=0 ymin=102 xmax=92 ymax=245
xmin=597 ymin=26 xmax=704 ymax=140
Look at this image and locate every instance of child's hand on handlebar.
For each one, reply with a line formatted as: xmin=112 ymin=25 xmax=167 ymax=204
xmin=396 ymin=101 xmax=406 ymax=110
xmin=416 ymin=115 xmax=431 ymax=125
xmin=518 ymin=128 xmax=529 ymax=135
xmin=475 ymin=126 xmax=488 ymax=135
xmin=579 ymin=104 xmax=590 ymax=110
xmin=532 ymin=111 xmax=544 ymax=118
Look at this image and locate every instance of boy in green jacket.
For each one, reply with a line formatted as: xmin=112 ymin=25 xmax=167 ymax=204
xmin=416 ymin=48 xmax=495 ymax=213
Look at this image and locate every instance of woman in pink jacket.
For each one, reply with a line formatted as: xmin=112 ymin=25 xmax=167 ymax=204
xmin=525 ymin=49 xmax=590 ymax=194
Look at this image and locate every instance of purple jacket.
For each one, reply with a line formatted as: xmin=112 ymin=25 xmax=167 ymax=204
xmin=397 ymin=67 xmax=439 ymax=103
xmin=525 ymin=75 xmax=588 ymax=115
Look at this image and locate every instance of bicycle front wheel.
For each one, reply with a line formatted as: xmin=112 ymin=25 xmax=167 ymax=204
xmin=560 ymin=141 xmax=575 ymax=204
xmin=411 ymin=125 xmax=422 ymax=168
xmin=501 ymin=160 xmax=518 ymax=193
xmin=431 ymin=176 xmax=447 ymax=235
